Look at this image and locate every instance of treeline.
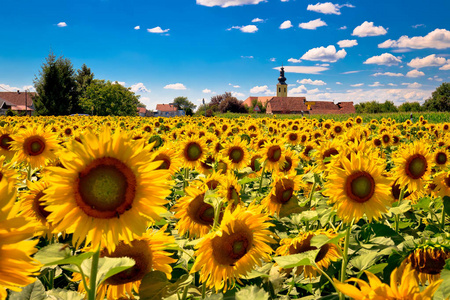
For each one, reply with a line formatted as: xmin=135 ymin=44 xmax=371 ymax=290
xmin=356 ymin=82 xmax=450 ymax=114
xmin=196 ymin=92 xmax=266 ymax=116
xmin=33 ymin=52 xmax=141 ymax=116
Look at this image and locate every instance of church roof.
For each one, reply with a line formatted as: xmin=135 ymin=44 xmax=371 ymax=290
xmin=267 ymin=97 xmax=307 ymax=112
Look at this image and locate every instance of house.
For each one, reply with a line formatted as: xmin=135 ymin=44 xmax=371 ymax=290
xmin=154 ymin=104 xmax=185 ymax=117
xmin=0 ymin=92 xmax=35 ymax=116
xmin=137 ymin=107 xmax=147 ymax=117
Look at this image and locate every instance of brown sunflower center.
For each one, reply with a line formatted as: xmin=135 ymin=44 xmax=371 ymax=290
xmin=409 ymin=249 xmax=450 ymax=275
xmin=280 ymin=156 xmax=293 ymax=172
xmin=64 ymin=128 xmax=72 ymax=135
xmin=207 ymin=179 xmax=220 ymax=190
xmin=267 ymin=145 xmax=282 ymax=162
xmin=374 ymin=139 xmax=381 ymax=146
xmin=228 ymin=186 xmax=240 ymax=203
xmin=229 ymin=147 xmax=244 ymax=163
xmin=188 ymin=194 xmax=215 ymax=226
xmin=382 ymin=134 xmax=390 ymax=143
xmin=274 ymin=180 xmax=294 ymax=204
xmin=105 ymin=240 xmax=151 ymax=285
xmin=200 ymin=156 xmax=215 ymax=171
xmin=185 ymin=142 xmax=202 ymax=161
xmin=213 ymin=230 xmax=253 ymax=266
xmin=0 ymin=134 xmax=13 ymax=151
xmin=74 ymin=157 xmax=136 ymax=219
xmin=303 ymin=146 xmax=313 ymax=157
xmin=24 ymin=136 xmax=46 ymax=156
xmin=346 ymin=171 xmax=375 ymax=203
xmin=334 ymin=126 xmax=342 ymax=133
xmin=154 ymin=154 xmax=171 ymax=170
xmin=323 ymin=148 xmax=338 ymax=164
xmin=250 ymin=156 xmax=262 ymax=172
xmin=435 ymin=152 xmax=447 ymax=165
xmin=405 ymin=154 xmax=428 ymax=179
xmin=33 ymin=191 xmax=51 ymax=220
xmin=315 ymin=243 xmax=330 ymax=263
xmin=445 ymin=175 xmax=450 ymax=188
xmin=289 ymin=133 xmax=298 ymax=141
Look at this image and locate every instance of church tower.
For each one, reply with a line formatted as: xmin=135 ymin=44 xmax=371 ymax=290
xmin=277 ymin=66 xmax=287 ymax=97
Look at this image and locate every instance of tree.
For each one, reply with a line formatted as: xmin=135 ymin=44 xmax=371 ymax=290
xmin=74 ymin=64 xmax=94 ymax=113
xmin=218 ymin=95 xmax=247 ymax=113
xmin=173 ymin=96 xmax=196 ymax=112
xmin=423 ymin=82 xmax=450 ymax=111
xmin=382 ymin=100 xmax=398 ymax=113
xmin=398 ymin=102 xmax=422 ymax=112
xmin=33 ymin=52 xmax=79 ymax=115
xmin=79 ymin=80 xmax=139 ymax=116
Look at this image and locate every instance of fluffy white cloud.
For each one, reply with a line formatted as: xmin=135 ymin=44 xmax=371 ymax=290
xmin=351 ymin=83 xmax=364 ymax=87
xmin=342 ymin=71 xmax=360 ymax=74
xmin=229 ymin=83 xmax=241 ymax=88
xmin=336 ymin=82 xmax=342 ymax=85
xmin=274 ymin=66 xmax=329 ymax=74
xmin=369 ymin=82 xmax=384 ymax=87
xmin=406 ymin=70 xmax=425 ymax=77
xmin=412 ymin=24 xmax=425 ymax=29
xmin=134 ymin=26 xmax=140 ymax=30
xmin=280 ymin=20 xmax=293 ymax=29
xmin=250 ymin=85 xmax=273 ymax=95
xmin=352 ymin=21 xmax=387 ymax=37
xmin=297 ymin=79 xmax=326 ymax=85
xmin=252 ymin=18 xmax=264 ymax=22
xmin=164 ymin=83 xmax=186 ymax=90
xmin=147 ymin=26 xmax=170 ymax=33
xmin=337 ymin=39 xmax=358 ymax=48
xmin=241 ymin=55 xmax=254 ymax=59
xmin=301 ymin=45 xmax=347 ymax=62
xmin=196 ymin=0 xmax=266 ymax=7
xmin=378 ymin=29 xmax=450 ymax=49
xmin=407 ymin=54 xmax=448 ymax=69
xmin=402 ymin=82 xmax=422 ymax=88
xmin=270 ymin=58 xmax=276 ymax=62
xmin=372 ymin=72 xmax=404 ymax=77
xmin=228 ymin=25 xmax=258 ymax=33
xmin=428 ymin=76 xmax=443 ymax=82
xmin=130 ymin=83 xmax=150 ymax=93
xmin=299 ymin=18 xmax=327 ymax=30
xmin=57 ymin=22 xmax=67 ymax=27
xmin=232 ymin=91 xmax=245 ymax=98
xmin=289 ymin=85 xmax=307 ymax=95
xmin=307 ymin=2 xmax=354 ymax=15
xmin=0 ymin=83 xmax=35 ymax=92
xmin=287 ymin=58 xmax=302 ymax=63
xmin=363 ymin=53 xmax=401 ymax=66
xmin=202 ymin=89 xmax=212 ymax=93
xmin=339 ymin=26 xmax=347 ymax=30
xmin=439 ymin=64 xmax=450 ymax=70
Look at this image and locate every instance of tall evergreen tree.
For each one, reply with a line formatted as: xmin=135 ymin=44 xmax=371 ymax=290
xmin=33 ymin=52 xmax=79 ymax=115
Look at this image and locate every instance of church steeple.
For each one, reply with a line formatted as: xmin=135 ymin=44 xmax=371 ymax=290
xmin=277 ymin=65 xmax=288 ymax=97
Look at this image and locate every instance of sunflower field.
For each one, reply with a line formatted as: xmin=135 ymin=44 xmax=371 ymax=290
xmin=0 ymin=115 xmax=449 ymax=300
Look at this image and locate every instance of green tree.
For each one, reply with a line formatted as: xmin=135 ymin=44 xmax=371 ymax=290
xmin=383 ymin=100 xmax=398 ymax=113
xmin=398 ymin=102 xmax=423 ymax=112
xmin=75 ymin=64 xmax=94 ymax=98
xmin=79 ymin=80 xmax=139 ymax=116
xmin=33 ymin=52 xmax=79 ymax=115
xmin=423 ymin=82 xmax=450 ymax=111
xmin=173 ymin=96 xmax=196 ymax=112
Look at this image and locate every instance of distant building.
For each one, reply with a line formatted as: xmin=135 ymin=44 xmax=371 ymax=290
xmin=154 ymin=104 xmax=185 ymax=117
xmin=0 ymin=92 xmax=35 ymax=115
xmin=137 ymin=107 xmax=147 ymax=117
xmin=244 ymin=67 xmax=355 ymax=115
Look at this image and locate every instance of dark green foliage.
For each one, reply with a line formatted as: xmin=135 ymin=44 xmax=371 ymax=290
xmin=423 ymin=82 xmax=450 ymax=111
xmin=79 ymin=80 xmax=139 ymax=116
xmin=33 ymin=52 xmax=79 ymax=115
xmin=173 ymin=96 xmax=196 ymax=112
xmin=398 ymin=102 xmax=423 ymax=112
xmin=218 ymin=95 xmax=247 ymax=113
xmin=355 ymin=100 xmax=398 ymax=114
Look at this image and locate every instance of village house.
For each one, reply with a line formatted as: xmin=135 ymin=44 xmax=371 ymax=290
xmin=0 ymin=92 xmax=35 ymax=116
xmin=154 ymin=104 xmax=185 ymax=117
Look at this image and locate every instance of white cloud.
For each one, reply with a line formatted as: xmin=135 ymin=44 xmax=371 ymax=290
xmin=428 ymin=76 xmax=443 ymax=82
xmin=351 ymin=83 xmax=364 ymax=87
xmin=57 ymin=22 xmax=67 ymax=27
xmin=299 ymin=18 xmax=327 ymax=30
xmin=289 ymin=85 xmax=307 ymax=95
xmin=363 ymin=53 xmax=401 ymax=66
xmin=280 ymin=20 xmax=293 ymax=29
xmin=352 ymin=21 xmax=387 ymax=37
xmin=270 ymin=58 xmax=276 ymax=62
xmin=301 ymin=45 xmax=347 ymax=62
xmin=116 ymin=81 xmax=126 ymax=86
xmin=0 ymin=83 xmax=35 ymax=92
xmin=406 ymin=70 xmax=425 ymax=78
xmin=274 ymin=66 xmax=329 ymax=74
xmin=164 ymin=83 xmax=186 ymax=90
xmin=232 ymin=91 xmax=245 ymax=98
xmin=439 ymin=64 xmax=450 ymax=70
xmin=339 ymin=26 xmax=347 ymax=30
xmin=341 ymin=71 xmax=360 ymax=74
xmin=229 ymin=25 xmax=258 ymax=33
xmin=412 ymin=24 xmax=425 ymax=29
xmin=196 ymin=0 xmax=266 ymax=7
xmin=307 ymin=2 xmax=354 ymax=15
xmin=229 ymin=83 xmax=241 ymax=88
xmin=369 ymin=82 xmax=384 ymax=87
xmin=307 ymin=88 xmax=320 ymax=94
xmin=241 ymin=55 xmax=254 ymax=59
xmin=202 ymin=89 xmax=212 ymax=93
xmin=407 ymin=54 xmax=448 ymax=69
xmin=287 ymin=58 xmax=302 ymax=63
xmin=134 ymin=26 xmax=140 ymax=30
xmin=130 ymin=83 xmax=150 ymax=93
xmin=336 ymin=82 xmax=342 ymax=85
xmin=297 ymin=79 xmax=326 ymax=85
xmin=378 ymin=29 xmax=450 ymax=49
xmin=337 ymin=39 xmax=358 ymax=48
xmin=388 ymin=83 xmax=397 ymax=86
xmin=402 ymin=82 xmax=422 ymax=88
xmin=250 ymin=85 xmax=273 ymax=95
xmin=252 ymin=18 xmax=264 ymax=23
xmin=22 ymin=85 xmax=35 ymax=92
xmin=147 ymin=26 xmax=170 ymax=33
xmin=372 ymin=72 xmax=404 ymax=77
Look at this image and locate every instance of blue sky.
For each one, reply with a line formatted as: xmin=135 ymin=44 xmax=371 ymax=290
xmin=1 ymin=0 xmax=450 ymax=110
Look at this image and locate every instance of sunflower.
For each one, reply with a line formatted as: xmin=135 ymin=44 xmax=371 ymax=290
xmin=285 ymin=130 xmax=301 ymax=145
xmin=191 ymin=205 xmax=274 ymax=291
xmin=220 ymin=137 xmax=249 ymax=170
xmin=314 ymin=139 xmax=342 ymax=172
xmin=400 ymin=243 xmax=450 ymax=285
xmin=262 ymin=173 xmax=301 ymax=215
xmin=0 ymin=126 xmax=17 ymax=161
xmin=0 ymin=156 xmax=21 ymax=185
xmin=179 ymin=136 xmax=209 ymax=169
xmin=334 ymin=264 xmax=441 ymax=300
xmin=151 ymin=144 xmax=183 ymax=176
xmin=0 ymin=179 xmax=41 ymax=299
xmin=300 ymin=142 xmax=316 ymax=162
xmin=259 ymin=140 xmax=285 ymax=171
xmin=276 ymin=229 xmax=341 ymax=279
xmin=43 ymin=128 xmax=171 ymax=251
xmin=10 ymin=126 xmax=60 ymax=169
xmin=392 ymin=142 xmax=433 ymax=193
xmin=324 ymin=152 xmax=392 ymax=223
xmin=432 ymin=149 xmax=450 ymax=170
xmin=191 ymin=171 xmax=225 ymax=191
xmin=433 ymin=170 xmax=450 ymax=198
xmin=172 ymin=186 xmax=215 ymax=239
xmin=218 ymin=173 xmax=242 ymax=209
xmin=279 ymin=148 xmax=300 ymax=175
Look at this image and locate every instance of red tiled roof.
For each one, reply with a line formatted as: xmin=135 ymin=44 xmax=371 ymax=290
xmin=155 ymin=104 xmax=177 ymax=112
xmin=310 ymin=101 xmax=339 ymax=111
xmin=0 ymin=92 xmax=35 ymax=108
xmin=137 ymin=107 xmax=147 ymax=113
xmin=267 ymin=97 xmax=307 ymax=113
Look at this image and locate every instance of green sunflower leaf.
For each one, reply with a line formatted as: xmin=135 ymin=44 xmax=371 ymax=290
xmin=443 ymin=196 xmax=450 ymax=217
xmin=80 ymin=256 xmax=135 ymax=287
xmin=9 ymin=280 xmax=46 ymax=300
xmin=236 ymin=285 xmax=269 ymax=300
xmin=273 ymin=249 xmax=320 ymax=269
xmin=139 ymin=271 xmax=169 ymax=300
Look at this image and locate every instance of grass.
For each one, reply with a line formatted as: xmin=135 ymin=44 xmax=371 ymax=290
xmin=214 ymin=111 xmax=449 ymax=123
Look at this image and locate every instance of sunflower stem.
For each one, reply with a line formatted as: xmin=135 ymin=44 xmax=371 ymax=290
xmin=77 ymin=264 xmax=90 ymax=295
xmin=339 ymin=222 xmax=352 ymax=300
xmin=27 ymin=165 xmax=32 ymax=181
xmin=316 ymin=265 xmax=339 ymax=295
xmin=181 ymin=284 xmax=189 ymax=300
xmin=88 ymin=247 xmax=101 ymax=300
xmin=213 ymin=200 xmax=223 ymax=230
xmin=308 ymin=180 xmax=317 ymax=209
xmin=258 ymin=163 xmax=266 ymax=194
xmin=201 ymin=281 xmax=206 ymax=299
xmin=441 ymin=200 xmax=446 ymax=230
xmin=183 ymin=168 xmax=189 ymax=190
xmin=395 ymin=188 xmax=406 ymax=233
